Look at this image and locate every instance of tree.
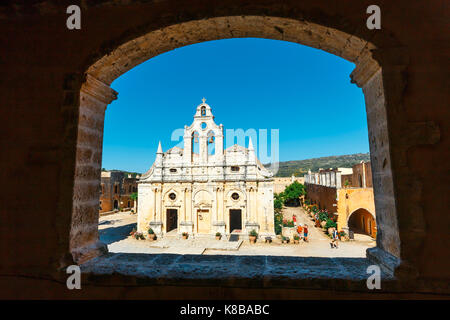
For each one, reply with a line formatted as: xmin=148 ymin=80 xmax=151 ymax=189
xmin=130 ymin=192 xmax=138 ymax=201
xmin=282 ymin=181 xmax=306 ymax=206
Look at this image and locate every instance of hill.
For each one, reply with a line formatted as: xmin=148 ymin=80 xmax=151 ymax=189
xmin=265 ymin=153 xmax=370 ymax=177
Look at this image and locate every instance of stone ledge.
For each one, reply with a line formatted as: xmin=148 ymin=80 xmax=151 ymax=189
xmin=80 ymin=253 xmax=399 ymax=292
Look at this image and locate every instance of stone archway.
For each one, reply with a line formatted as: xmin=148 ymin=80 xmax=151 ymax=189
xmin=71 ymin=15 xmax=401 ymax=275
xmin=348 ymin=208 xmax=377 ymax=238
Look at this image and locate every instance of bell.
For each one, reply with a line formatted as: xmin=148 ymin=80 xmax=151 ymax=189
xmin=209 ymin=136 xmax=214 ymax=143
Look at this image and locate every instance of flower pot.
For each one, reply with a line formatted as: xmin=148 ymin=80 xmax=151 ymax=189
xmin=249 ymin=235 xmax=257 ymax=243
xmin=294 ymin=239 xmax=299 ymax=244
xmin=215 ymin=236 xmax=221 ymax=240
xmin=148 ymin=233 xmax=156 ymax=241
xmin=182 ymin=235 xmax=188 ymax=240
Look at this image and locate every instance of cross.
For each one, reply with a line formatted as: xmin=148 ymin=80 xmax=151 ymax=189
xmin=202 ymin=97 xmax=206 ymax=103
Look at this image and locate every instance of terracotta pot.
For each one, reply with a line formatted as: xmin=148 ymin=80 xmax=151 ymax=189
xmin=215 ymin=236 xmax=221 ymax=240
xmin=294 ymin=239 xmax=299 ymax=244
xmin=182 ymin=235 xmax=188 ymax=240
xmin=249 ymin=235 xmax=256 ymax=243
xmin=148 ymin=233 xmax=156 ymax=241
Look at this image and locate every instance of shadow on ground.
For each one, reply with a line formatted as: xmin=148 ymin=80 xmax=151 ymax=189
xmin=99 ymin=222 xmax=136 ymax=245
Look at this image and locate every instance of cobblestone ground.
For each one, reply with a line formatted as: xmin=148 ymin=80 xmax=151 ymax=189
xmin=99 ymin=208 xmax=375 ymax=257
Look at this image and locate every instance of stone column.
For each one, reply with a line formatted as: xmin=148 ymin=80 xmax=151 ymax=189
xmin=70 ymin=74 xmax=117 ymax=264
xmin=336 ymin=171 xmax=342 ymax=189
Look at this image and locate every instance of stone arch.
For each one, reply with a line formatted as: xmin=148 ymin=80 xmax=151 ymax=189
xmin=348 ymin=208 xmax=377 ymax=238
xmin=207 ymin=130 xmax=216 ymax=156
xmin=72 ymin=14 xmax=402 ymax=276
xmin=193 ymin=189 xmax=213 ymax=207
xmin=347 ymin=207 xmax=376 ymax=224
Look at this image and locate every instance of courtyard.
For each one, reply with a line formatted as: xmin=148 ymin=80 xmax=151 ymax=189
xmin=99 ymin=206 xmax=375 ymax=258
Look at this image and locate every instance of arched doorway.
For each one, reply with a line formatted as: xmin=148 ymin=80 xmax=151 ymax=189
xmin=113 ymin=200 xmax=119 ymax=210
xmin=348 ymin=208 xmax=376 ymax=238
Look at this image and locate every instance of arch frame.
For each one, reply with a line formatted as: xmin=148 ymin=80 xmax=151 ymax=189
xmin=70 ymin=14 xmax=409 ymax=279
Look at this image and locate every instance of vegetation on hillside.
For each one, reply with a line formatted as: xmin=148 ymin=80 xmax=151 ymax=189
xmin=265 ymin=153 xmax=370 ymax=177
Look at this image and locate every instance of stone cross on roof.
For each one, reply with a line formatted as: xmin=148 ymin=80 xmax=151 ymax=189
xmin=202 ymin=97 xmax=206 ymax=103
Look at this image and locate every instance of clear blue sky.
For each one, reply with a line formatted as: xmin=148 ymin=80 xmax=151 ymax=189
xmin=102 ymin=38 xmax=369 ymax=173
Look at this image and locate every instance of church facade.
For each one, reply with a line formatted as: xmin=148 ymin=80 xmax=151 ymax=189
xmin=137 ymin=99 xmax=275 ymax=239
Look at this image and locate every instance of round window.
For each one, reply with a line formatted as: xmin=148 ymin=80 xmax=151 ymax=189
xmin=231 ymin=192 xmax=240 ymax=200
xmin=169 ymin=193 xmax=176 ymax=200
xmin=201 ymin=122 xmax=207 ymax=130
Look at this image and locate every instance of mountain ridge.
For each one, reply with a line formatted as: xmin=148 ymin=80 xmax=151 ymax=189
xmin=265 ymin=152 xmax=370 ymax=177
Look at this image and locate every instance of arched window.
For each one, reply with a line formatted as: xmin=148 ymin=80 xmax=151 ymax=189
xmin=207 ymin=130 xmax=215 ymax=155
xmin=191 ymin=131 xmax=200 ymax=159
xmin=201 ymin=106 xmax=206 ymax=116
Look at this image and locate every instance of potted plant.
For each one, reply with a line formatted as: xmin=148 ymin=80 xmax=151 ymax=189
xmin=248 ymin=229 xmax=258 ymax=243
xmin=293 ymin=234 xmax=300 ymax=244
xmin=215 ymin=232 xmax=221 ymax=240
xmin=147 ymin=227 xmax=156 ymax=240
xmin=134 ymin=231 xmax=145 ymax=240
xmin=182 ymin=232 xmax=189 ymax=240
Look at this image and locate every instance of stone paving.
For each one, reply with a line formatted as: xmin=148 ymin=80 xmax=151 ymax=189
xmin=99 ymin=209 xmax=375 ymax=258
xmin=90 ymin=210 xmax=392 ymax=287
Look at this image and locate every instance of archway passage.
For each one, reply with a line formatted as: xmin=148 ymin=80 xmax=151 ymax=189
xmin=348 ymin=208 xmax=376 ymax=238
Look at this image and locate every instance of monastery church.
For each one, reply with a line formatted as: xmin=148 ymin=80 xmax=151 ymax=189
xmin=137 ymin=99 xmax=275 ymax=239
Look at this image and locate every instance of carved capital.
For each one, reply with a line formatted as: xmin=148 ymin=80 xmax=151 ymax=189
xmin=350 ymin=52 xmax=380 ymax=88
xmin=81 ymin=74 xmax=118 ymax=105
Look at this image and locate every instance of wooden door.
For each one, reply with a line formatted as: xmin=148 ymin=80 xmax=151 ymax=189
xmin=197 ymin=209 xmax=210 ymax=234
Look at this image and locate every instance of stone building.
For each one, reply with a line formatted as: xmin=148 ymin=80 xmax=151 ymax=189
xmin=100 ymin=170 xmax=139 ymax=214
xmin=137 ymin=100 xmax=275 ymax=239
xmin=273 ymin=175 xmax=305 ymax=194
xmin=304 ymin=161 xmax=376 ymax=238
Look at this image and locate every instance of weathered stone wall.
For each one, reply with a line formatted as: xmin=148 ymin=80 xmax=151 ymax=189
xmin=273 ymin=177 xmax=305 ymax=194
xmin=305 ymin=183 xmax=337 ymax=213
xmin=337 ymin=188 xmax=376 ymax=235
xmin=0 ymin=0 xmax=448 ymax=298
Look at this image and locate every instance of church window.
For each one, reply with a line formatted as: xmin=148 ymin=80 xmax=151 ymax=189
xmin=231 ymin=166 xmax=240 ymax=172
xmin=169 ymin=193 xmax=176 ymax=200
xmin=201 ymin=122 xmax=207 ymax=130
xmin=201 ymin=106 xmax=206 ymax=116
xmin=231 ymin=192 xmax=240 ymax=200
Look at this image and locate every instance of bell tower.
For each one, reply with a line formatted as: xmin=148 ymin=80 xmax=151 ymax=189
xmin=183 ymin=98 xmax=224 ymax=164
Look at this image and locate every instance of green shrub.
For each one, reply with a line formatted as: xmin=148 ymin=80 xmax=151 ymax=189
xmin=274 ymin=212 xmax=283 ymax=235
xmin=249 ymin=229 xmax=258 ymax=237
xmin=318 ymin=211 xmax=329 ymax=222
xmin=148 ymin=228 xmax=154 ymax=234
xmin=325 ymin=219 xmax=337 ymax=229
